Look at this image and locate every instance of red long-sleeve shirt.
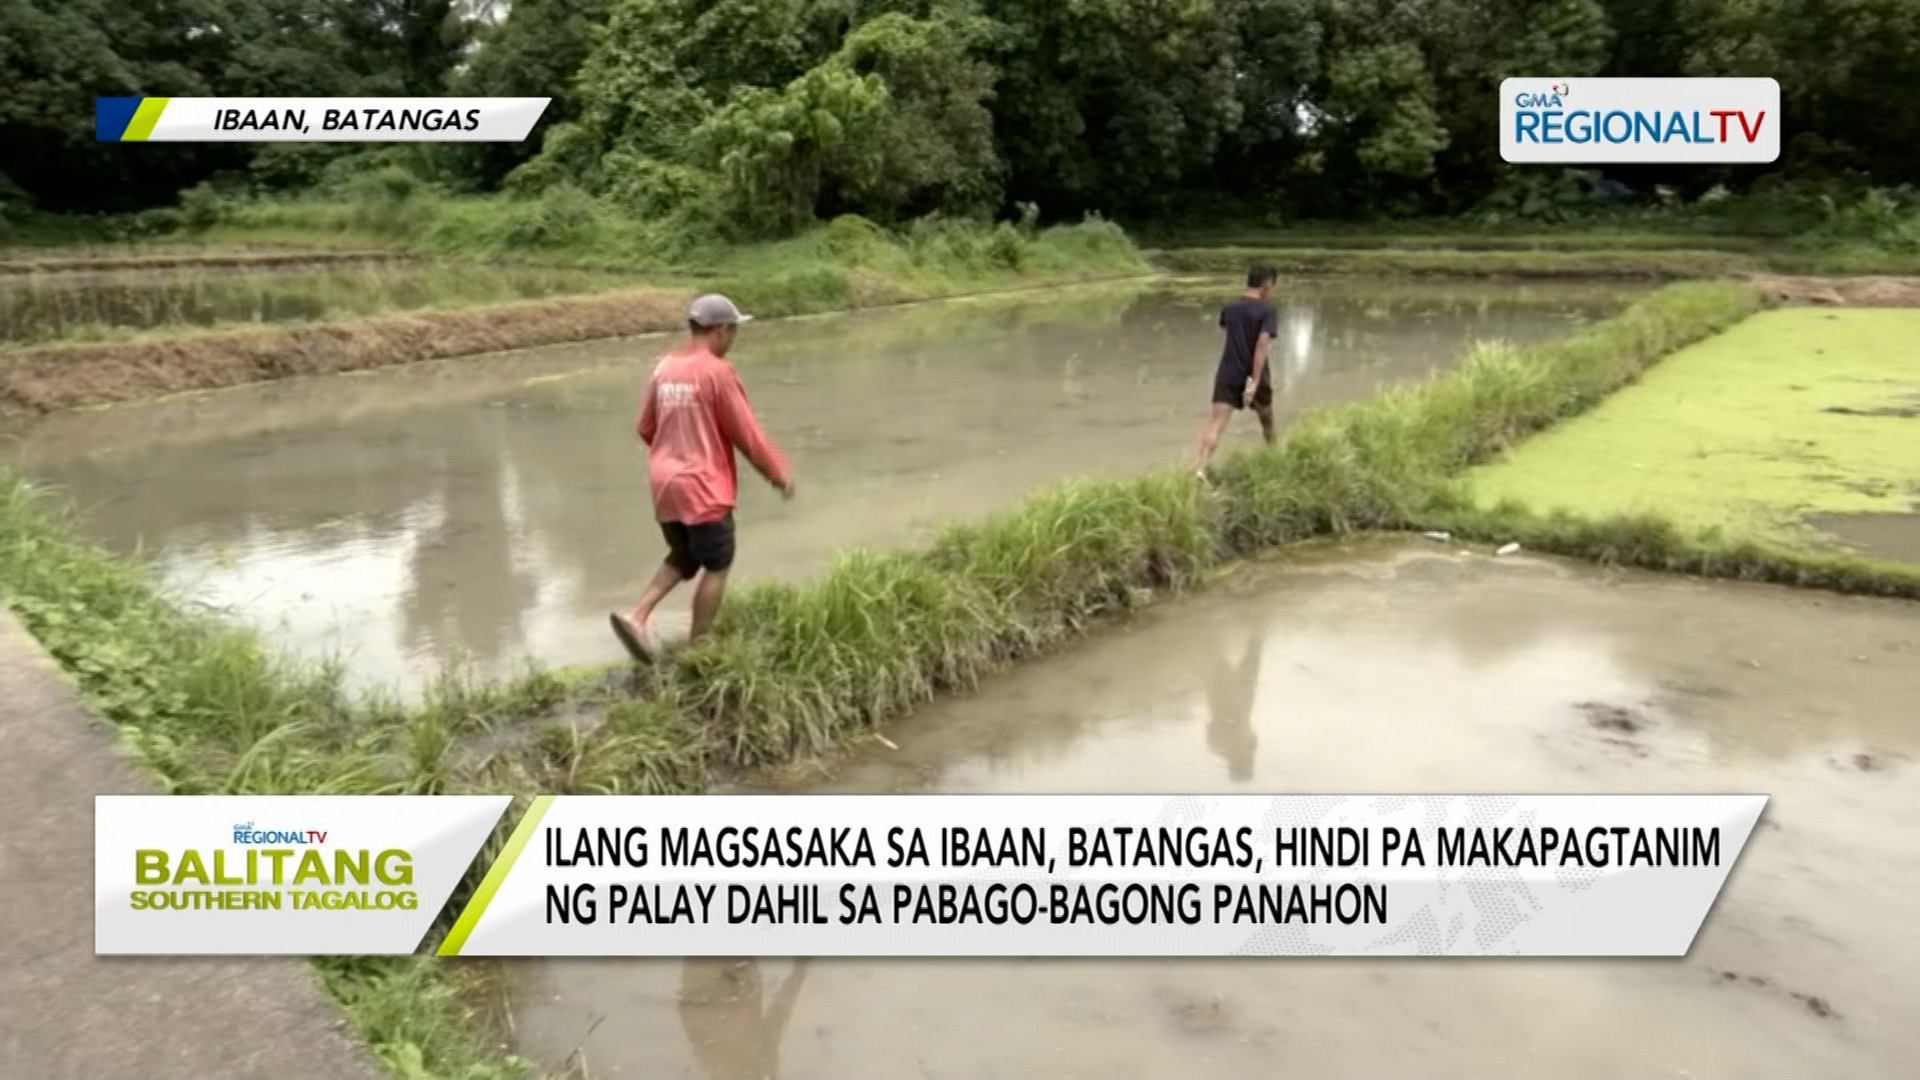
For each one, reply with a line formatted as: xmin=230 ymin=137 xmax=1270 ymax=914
xmin=635 ymin=346 xmax=789 ymax=525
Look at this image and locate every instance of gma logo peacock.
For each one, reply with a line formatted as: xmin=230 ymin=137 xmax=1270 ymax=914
xmin=1515 ymin=82 xmax=1573 ymax=109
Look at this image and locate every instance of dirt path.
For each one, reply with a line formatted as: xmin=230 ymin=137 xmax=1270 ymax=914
xmin=0 ymin=286 xmax=691 ymax=415
xmin=0 ymin=610 xmax=383 ymax=1080
xmin=0 ymin=250 xmax=410 ymax=276
xmin=1747 ymin=273 xmax=1920 ymax=306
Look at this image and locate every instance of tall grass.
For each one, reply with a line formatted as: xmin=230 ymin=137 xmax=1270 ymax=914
xmin=0 ymin=263 xmax=645 ymax=346
xmin=191 ymin=185 xmax=1145 ymax=284
xmin=6 ymin=278 xmax=1917 ymax=1079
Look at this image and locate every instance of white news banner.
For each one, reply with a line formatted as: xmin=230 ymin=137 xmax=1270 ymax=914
xmin=94 ymin=794 xmax=1767 ymax=957
xmin=443 ymin=794 xmax=1768 ymax=958
xmin=103 ymin=97 xmax=550 ymax=142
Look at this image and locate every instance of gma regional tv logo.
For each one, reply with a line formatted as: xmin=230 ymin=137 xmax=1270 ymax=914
xmin=131 ymin=824 xmax=419 ymax=913
xmin=1500 ymin=77 xmax=1780 ymax=164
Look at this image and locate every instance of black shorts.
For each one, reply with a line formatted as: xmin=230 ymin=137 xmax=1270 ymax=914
xmin=1212 ymin=378 xmax=1273 ymax=410
xmin=661 ymin=512 xmax=736 ymax=578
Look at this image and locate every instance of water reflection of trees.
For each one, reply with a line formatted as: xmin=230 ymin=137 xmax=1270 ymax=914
xmin=396 ymin=405 xmax=541 ymax=676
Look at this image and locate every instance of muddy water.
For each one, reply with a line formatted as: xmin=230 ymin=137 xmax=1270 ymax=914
xmin=10 ymin=279 xmax=1631 ymax=695
xmin=1808 ymin=511 xmax=1920 ymax=566
xmin=516 ymin=541 xmax=1920 ymax=1080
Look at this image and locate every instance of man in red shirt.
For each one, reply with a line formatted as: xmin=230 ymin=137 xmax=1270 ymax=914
xmin=611 ymin=294 xmax=793 ymax=662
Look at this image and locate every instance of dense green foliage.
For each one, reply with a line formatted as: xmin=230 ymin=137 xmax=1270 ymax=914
xmin=0 ymin=1 xmax=479 ymax=213
xmin=5 ymin=0 xmax=1919 ymax=233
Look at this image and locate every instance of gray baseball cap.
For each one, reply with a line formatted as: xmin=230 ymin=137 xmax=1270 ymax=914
xmin=687 ymin=293 xmax=753 ymax=328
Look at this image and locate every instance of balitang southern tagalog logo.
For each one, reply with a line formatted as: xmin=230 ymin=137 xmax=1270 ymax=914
xmin=97 ymin=795 xmax=512 ymax=956
xmin=129 ymin=822 xmax=419 ymax=912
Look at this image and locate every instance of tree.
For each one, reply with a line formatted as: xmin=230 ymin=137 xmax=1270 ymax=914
xmin=450 ymin=0 xmax=613 ymax=189
xmin=824 ymin=10 xmax=1005 ymax=219
xmin=980 ymin=0 xmax=1251 ymax=217
xmin=328 ymin=0 xmax=479 ymax=95
xmin=1685 ymin=0 xmax=1920 ymax=181
xmin=0 ymin=0 xmax=234 ymax=212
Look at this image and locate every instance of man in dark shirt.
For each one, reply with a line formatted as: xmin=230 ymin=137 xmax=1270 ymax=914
xmin=1193 ymin=264 xmax=1279 ymax=479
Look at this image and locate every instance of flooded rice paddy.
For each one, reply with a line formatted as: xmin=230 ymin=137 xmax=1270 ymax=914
xmin=10 ymin=277 xmax=1633 ymax=696
xmin=517 ymin=540 xmax=1920 ymax=1080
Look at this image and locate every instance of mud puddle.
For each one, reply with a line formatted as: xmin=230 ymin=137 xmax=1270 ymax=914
xmin=9 ymin=279 xmax=1631 ymax=696
xmin=1808 ymin=510 xmax=1920 ymax=564
xmin=515 ymin=541 xmax=1920 ymax=1080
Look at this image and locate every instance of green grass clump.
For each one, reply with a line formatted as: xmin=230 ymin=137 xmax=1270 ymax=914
xmin=1428 ymin=497 xmax=1920 ymax=597
xmin=190 ymin=187 xmax=1146 ymax=285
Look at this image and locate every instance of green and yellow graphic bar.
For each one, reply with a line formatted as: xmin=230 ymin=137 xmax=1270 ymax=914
xmin=437 ymin=795 xmax=552 ymax=957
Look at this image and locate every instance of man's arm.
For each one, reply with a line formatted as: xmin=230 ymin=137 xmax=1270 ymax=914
xmin=636 ymin=378 xmax=658 ymax=445
xmin=713 ymin=370 xmax=791 ymax=491
xmin=1245 ymin=308 xmax=1278 ymax=400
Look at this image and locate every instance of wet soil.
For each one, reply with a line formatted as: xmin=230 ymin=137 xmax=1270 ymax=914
xmin=1747 ymin=274 xmax=1920 ymax=307
xmin=0 ymin=285 xmax=692 ymax=414
xmin=10 ymin=279 xmax=1629 ymax=696
xmin=1806 ymin=511 xmax=1920 ymax=564
xmin=515 ymin=541 xmax=1920 ymax=1080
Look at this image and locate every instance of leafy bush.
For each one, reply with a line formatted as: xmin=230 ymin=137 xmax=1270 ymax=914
xmin=1806 ymin=187 xmax=1920 ymax=251
xmin=600 ymin=154 xmax=711 ymax=218
xmin=496 ymin=183 xmax=604 ymax=249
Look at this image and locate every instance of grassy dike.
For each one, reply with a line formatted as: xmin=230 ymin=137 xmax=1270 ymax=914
xmin=0 ymin=217 xmax=1146 ymax=414
xmin=1153 ymin=245 xmax=1920 ymax=278
xmin=6 ymin=279 xmax=1919 ymax=1079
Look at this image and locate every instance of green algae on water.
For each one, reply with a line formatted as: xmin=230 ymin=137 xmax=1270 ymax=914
xmin=1468 ymin=308 xmax=1920 ymax=562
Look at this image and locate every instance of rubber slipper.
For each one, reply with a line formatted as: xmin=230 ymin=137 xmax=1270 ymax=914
xmin=608 ymin=612 xmax=655 ymax=664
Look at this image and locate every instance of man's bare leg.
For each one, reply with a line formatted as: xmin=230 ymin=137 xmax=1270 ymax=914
xmin=1255 ymin=403 xmax=1276 ymax=446
xmin=1193 ymin=403 xmax=1234 ymax=478
xmin=628 ymin=561 xmax=686 ymax=644
xmin=689 ymin=569 xmax=730 ymax=642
